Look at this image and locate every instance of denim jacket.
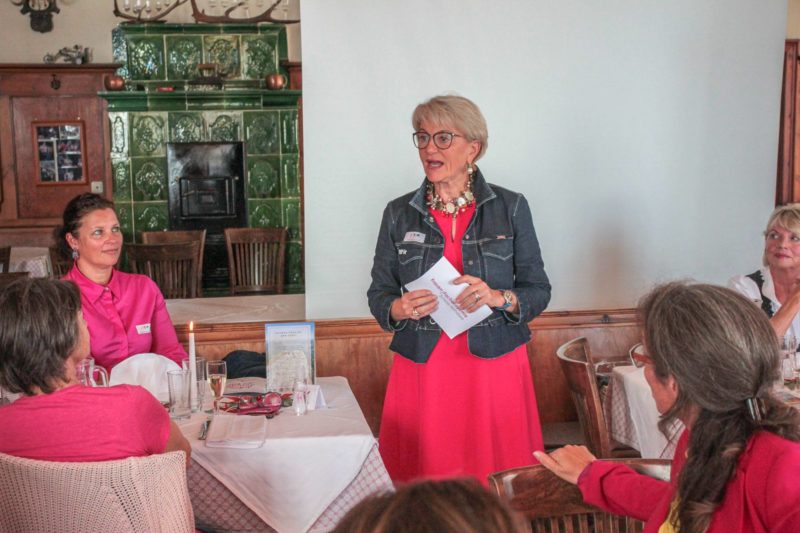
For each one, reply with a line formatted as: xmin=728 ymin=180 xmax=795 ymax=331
xmin=367 ymin=169 xmax=551 ymax=363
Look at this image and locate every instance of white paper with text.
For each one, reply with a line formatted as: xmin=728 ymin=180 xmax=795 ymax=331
xmin=405 ymin=257 xmax=492 ymax=339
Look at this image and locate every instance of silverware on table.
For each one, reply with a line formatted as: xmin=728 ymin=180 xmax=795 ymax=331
xmin=198 ymin=418 xmax=211 ymax=440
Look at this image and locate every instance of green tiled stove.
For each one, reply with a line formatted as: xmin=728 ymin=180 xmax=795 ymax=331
xmin=102 ymin=23 xmax=303 ymax=294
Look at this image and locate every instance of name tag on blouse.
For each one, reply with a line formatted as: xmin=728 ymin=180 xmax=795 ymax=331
xmin=136 ymin=323 xmax=151 ymax=334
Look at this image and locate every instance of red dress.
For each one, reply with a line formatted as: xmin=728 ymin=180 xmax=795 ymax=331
xmin=378 ymin=205 xmax=544 ymax=485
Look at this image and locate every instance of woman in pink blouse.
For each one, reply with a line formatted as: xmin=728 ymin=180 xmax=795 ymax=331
xmin=55 ymin=193 xmax=186 ymax=371
xmin=535 ymin=282 xmax=800 ymax=532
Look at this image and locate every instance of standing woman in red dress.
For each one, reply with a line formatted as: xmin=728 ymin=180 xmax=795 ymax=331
xmin=368 ymin=95 xmax=551 ymax=484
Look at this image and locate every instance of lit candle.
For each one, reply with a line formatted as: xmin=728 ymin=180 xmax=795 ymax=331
xmin=188 ymin=321 xmax=198 ymax=411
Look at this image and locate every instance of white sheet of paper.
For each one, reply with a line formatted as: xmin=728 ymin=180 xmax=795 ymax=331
xmin=405 ymin=257 xmax=492 ymax=339
xmin=305 ymin=384 xmax=327 ymax=410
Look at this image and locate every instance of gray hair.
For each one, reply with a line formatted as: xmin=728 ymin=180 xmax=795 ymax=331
xmin=412 ymin=95 xmax=489 ymax=161
xmin=0 ymin=278 xmax=82 ymax=395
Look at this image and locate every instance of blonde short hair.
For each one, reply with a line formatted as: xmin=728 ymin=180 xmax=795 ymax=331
xmin=412 ymin=95 xmax=488 ymax=161
xmin=763 ymin=203 xmax=800 ymax=266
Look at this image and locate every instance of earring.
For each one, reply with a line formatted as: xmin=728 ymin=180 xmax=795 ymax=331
xmin=71 ymin=249 xmax=79 ymax=260
xmin=467 ymin=162 xmax=474 ymax=176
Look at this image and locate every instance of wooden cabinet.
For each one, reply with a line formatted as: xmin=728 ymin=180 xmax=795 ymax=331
xmin=0 ymin=64 xmax=117 ymax=246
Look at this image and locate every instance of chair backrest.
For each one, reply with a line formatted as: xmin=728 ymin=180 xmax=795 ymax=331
xmin=224 ymin=227 xmax=287 ymax=295
xmin=0 ymin=272 xmax=29 ymax=290
xmin=0 ymin=246 xmax=10 ymax=273
xmin=489 ymin=459 xmax=670 ymax=533
xmin=126 ymin=241 xmax=201 ymax=299
xmin=556 ymin=337 xmax=614 ymax=458
xmin=141 ymin=229 xmax=206 ymax=297
xmin=0 ymin=451 xmax=194 ymax=533
xmin=48 ymin=246 xmax=73 ymax=279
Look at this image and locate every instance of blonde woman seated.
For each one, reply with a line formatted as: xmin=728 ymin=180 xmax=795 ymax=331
xmin=0 ymin=278 xmax=190 ymax=464
xmin=729 ymin=203 xmax=800 ymax=338
xmin=535 ymin=282 xmax=800 ymax=532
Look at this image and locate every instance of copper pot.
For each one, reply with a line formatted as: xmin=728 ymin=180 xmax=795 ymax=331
xmin=265 ymin=73 xmax=286 ymax=91
xmin=104 ymin=74 xmax=125 ymax=91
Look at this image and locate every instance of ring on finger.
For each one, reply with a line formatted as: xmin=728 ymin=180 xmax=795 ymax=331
xmin=473 ymin=292 xmax=481 ymax=302
xmin=412 ymin=308 xmax=420 ymax=318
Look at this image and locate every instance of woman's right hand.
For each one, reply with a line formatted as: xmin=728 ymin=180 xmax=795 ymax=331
xmin=533 ymin=445 xmax=597 ymax=485
xmin=390 ymin=289 xmax=438 ymax=321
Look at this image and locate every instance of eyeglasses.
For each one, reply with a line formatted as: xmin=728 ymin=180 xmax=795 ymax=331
xmin=629 ymin=342 xmax=654 ymax=368
xmin=412 ymin=130 xmax=463 ymax=150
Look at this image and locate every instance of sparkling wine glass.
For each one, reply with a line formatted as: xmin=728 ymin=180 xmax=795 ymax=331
xmin=207 ymin=360 xmax=228 ymax=414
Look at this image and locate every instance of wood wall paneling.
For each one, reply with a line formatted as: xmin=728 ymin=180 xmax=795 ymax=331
xmin=176 ymin=309 xmax=640 ymax=436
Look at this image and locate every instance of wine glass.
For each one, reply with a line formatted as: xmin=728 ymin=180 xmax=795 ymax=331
xmin=207 ymin=360 xmax=228 ymax=414
xmin=781 ymin=336 xmax=798 ymax=385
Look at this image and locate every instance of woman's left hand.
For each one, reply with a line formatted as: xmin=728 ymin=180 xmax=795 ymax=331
xmin=453 ymin=275 xmax=504 ymax=313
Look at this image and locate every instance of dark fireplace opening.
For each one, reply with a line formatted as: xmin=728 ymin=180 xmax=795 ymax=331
xmin=167 ymin=142 xmax=246 ymax=291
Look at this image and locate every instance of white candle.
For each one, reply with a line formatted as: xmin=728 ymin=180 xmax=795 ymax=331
xmin=188 ymin=321 xmax=198 ymax=410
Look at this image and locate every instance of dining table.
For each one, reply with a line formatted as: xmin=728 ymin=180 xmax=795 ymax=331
xmin=177 ymin=376 xmax=393 ymax=533
xmin=603 ymin=365 xmax=681 ymax=459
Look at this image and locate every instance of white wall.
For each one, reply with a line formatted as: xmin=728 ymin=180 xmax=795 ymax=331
xmin=302 ymin=0 xmax=788 ymax=318
xmin=0 ymin=1 xmax=301 ymax=63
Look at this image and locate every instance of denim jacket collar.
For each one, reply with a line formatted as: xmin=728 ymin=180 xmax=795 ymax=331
xmin=408 ymin=167 xmax=497 ymax=216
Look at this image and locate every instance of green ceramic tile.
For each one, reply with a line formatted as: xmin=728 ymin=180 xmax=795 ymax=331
xmin=203 ymin=36 xmax=240 ymax=79
xmin=169 ymin=112 xmax=205 ymax=142
xmin=133 ymin=203 xmax=169 ymax=237
xmin=279 ymin=110 xmax=298 ymax=154
xmin=112 ymin=159 xmax=132 ymax=201
xmin=166 ymin=36 xmax=203 ymax=80
xmin=281 ymin=155 xmax=300 ymax=198
xmin=244 ymin=111 xmax=279 ymax=155
xmin=116 ymin=201 xmax=134 ymax=243
xmin=205 ymin=111 xmax=241 ymax=142
xmin=248 ymin=199 xmax=282 ymax=228
xmin=282 ymin=199 xmax=301 ymax=241
xmin=241 ymin=35 xmax=278 ymax=80
xmin=111 ymin=26 xmax=130 ymax=80
xmin=286 ymin=242 xmax=303 ymax=288
xmin=130 ymin=113 xmax=167 ymax=157
xmin=247 ymin=156 xmax=280 ymax=199
xmin=127 ymin=36 xmax=165 ymax=80
xmin=109 ymin=113 xmax=129 ymax=158
xmin=131 ymin=157 xmax=168 ymax=202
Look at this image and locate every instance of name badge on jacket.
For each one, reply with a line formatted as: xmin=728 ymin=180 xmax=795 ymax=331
xmin=404 ymin=231 xmax=426 ymax=243
xmin=136 ymin=323 xmax=151 ymax=335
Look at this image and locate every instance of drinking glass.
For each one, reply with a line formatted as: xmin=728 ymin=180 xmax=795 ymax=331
xmin=292 ymin=379 xmax=309 ymax=416
xmin=182 ymin=357 xmax=208 ymax=413
xmin=166 ymin=369 xmax=192 ymax=420
xmin=76 ymin=357 xmax=109 ymax=387
xmin=207 ymin=360 xmax=228 ymax=414
xmin=781 ymin=336 xmax=798 ymax=384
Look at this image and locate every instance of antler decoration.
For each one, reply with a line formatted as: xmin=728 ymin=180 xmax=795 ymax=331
xmin=190 ymin=0 xmax=300 ymax=24
xmin=12 ymin=0 xmax=60 ymax=33
xmin=113 ymin=0 xmax=189 ymax=22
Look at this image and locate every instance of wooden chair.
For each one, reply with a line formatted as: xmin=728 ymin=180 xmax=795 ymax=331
xmin=557 ymin=337 xmax=639 ymax=458
xmin=141 ymin=229 xmax=207 ymax=297
xmin=0 ymin=451 xmax=194 ymax=532
xmin=126 ymin=241 xmax=201 ymax=299
xmin=0 ymin=246 xmax=10 ymax=273
xmin=48 ymin=246 xmax=73 ymax=278
xmin=0 ymin=272 xmax=29 ymax=290
xmin=224 ymin=227 xmax=287 ymax=295
xmin=489 ymin=459 xmax=671 ymax=533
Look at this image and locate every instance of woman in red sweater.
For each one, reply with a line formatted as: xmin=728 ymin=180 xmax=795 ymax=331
xmin=536 ymin=282 xmax=800 ymax=532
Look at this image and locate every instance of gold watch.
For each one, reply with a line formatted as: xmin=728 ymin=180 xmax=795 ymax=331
xmin=497 ymin=290 xmax=514 ymax=310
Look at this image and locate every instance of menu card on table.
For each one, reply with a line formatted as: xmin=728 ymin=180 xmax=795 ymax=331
xmin=265 ymin=322 xmax=315 ymax=393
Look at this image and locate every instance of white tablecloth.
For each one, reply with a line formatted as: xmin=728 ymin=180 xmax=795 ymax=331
xmin=178 ymin=376 xmax=392 ymax=533
xmin=8 ymin=247 xmax=51 ymax=278
xmin=604 ymin=366 xmax=681 ymax=459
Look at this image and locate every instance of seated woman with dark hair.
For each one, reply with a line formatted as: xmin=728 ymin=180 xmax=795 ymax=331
xmin=332 ymin=478 xmax=525 ymax=533
xmin=55 ymin=193 xmax=186 ymax=371
xmin=0 ymin=278 xmax=190 ymax=463
xmin=535 ymin=282 xmax=800 ymax=532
